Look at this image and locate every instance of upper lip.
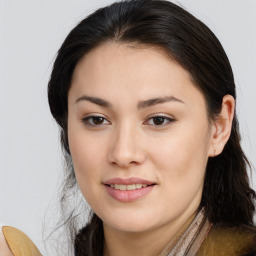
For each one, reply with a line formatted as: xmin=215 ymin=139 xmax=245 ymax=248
xmin=103 ymin=177 xmax=156 ymax=186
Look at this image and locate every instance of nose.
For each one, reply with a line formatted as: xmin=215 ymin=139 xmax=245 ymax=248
xmin=108 ymin=123 xmax=146 ymax=168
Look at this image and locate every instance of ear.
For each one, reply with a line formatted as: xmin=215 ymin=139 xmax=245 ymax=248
xmin=208 ymin=95 xmax=235 ymax=157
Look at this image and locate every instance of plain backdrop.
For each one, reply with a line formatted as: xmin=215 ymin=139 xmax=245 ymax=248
xmin=1 ymin=0 xmax=255 ymax=255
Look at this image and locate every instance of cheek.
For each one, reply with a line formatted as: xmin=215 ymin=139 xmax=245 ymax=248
xmin=152 ymin=134 xmax=208 ymax=171
xmin=151 ymin=141 xmax=207 ymax=214
xmin=68 ymin=129 xmax=106 ymax=197
xmin=149 ymin=126 xmax=210 ymax=192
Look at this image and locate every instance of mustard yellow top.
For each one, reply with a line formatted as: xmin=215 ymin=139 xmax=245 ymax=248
xmin=1 ymin=226 xmax=41 ymax=256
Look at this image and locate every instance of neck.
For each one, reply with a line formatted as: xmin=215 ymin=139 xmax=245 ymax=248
xmin=103 ymin=211 xmax=196 ymax=256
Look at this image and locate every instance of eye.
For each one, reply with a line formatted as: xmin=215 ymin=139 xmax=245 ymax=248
xmin=82 ymin=115 xmax=110 ymax=126
xmin=144 ymin=115 xmax=176 ymax=126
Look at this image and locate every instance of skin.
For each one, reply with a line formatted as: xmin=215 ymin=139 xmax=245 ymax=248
xmin=68 ymin=42 xmax=234 ymax=256
xmin=0 ymin=227 xmax=13 ymax=256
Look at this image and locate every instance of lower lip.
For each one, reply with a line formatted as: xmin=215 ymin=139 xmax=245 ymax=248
xmin=105 ymin=185 xmax=155 ymax=202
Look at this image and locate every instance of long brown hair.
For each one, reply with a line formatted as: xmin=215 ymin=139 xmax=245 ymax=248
xmin=48 ymin=0 xmax=255 ymax=255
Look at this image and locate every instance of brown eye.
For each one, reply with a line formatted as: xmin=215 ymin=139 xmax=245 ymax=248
xmin=152 ymin=116 xmax=165 ymax=125
xmin=82 ymin=115 xmax=110 ymax=126
xmin=92 ymin=116 xmax=104 ymax=124
xmin=144 ymin=115 xmax=176 ymax=127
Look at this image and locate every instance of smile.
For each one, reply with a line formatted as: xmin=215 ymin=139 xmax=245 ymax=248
xmin=110 ymin=184 xmax=148 ymax=190
xmin=103 ymin=177 xmax=156 ymax=202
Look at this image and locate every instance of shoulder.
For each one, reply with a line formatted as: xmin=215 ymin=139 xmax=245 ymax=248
xmin=0 ymin=225 xmax=41 ymax=256
xmin=197 ymin=223 xmax=256 ymax=256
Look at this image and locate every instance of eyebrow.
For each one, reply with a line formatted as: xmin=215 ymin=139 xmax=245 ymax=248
xmin=76 ymin=95 xmax=112 ymax=108
xmin=137 ymin=96 xmax=184 ymax=109
xmin=75 ymin=95 xmax=184 ymax=109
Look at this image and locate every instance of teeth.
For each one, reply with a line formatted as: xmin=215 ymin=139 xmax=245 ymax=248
xmin=110 ymin=184 xmax=149 ymax=190
xmin=127 ymin=184 xmax=136 ymax=190
xmin=119 ymin=185 xmax=126 ymax=191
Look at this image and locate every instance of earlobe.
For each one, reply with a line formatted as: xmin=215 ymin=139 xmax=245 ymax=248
xmin=209 ymin=95 xmax=235 ymax=157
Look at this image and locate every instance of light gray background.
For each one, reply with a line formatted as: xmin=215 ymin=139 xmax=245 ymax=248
xmin=1 ymin=0 xmax=255 ymax=255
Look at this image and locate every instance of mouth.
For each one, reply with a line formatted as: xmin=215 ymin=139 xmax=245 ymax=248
xmin=103 ymin=177 xmax=157 ymax=202
xmin=103 ymin=177 xmax=157 ymax=188
xmin=106 ymin=183 xmax=155 ymax=191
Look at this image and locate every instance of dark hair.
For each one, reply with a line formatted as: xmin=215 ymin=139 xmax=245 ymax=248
xmin=48 ymin=0 xmax=256 ymax=255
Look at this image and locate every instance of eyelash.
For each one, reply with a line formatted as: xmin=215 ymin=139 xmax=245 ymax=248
xmin=82 ymin=115 xmax=110 ymax=126
xmin=144 ymin=115 xmax=176 ymax=126
xmin=81 ymin=115 xmax=176 ymax=127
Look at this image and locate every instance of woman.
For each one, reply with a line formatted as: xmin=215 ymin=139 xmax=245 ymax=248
xmin=48 ymin=0 xmax=256 ymax=255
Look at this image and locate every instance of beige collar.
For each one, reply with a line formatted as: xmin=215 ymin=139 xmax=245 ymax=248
xmin=159 ymin=208 xmax=212 ymax=256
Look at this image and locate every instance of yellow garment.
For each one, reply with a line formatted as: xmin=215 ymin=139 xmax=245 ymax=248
xmin=197 ymin=224 xmax=256 ymax=256
xmin=158 ymin=209 xmax=256 ymax=256
xmin=2 ymin=226 xmax=41 ymax=256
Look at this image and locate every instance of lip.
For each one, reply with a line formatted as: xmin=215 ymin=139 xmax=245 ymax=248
xmin=103 ymin=177 xmax=156 ymax=186
xmin=103 ymin=177 xmax=156 ymax=202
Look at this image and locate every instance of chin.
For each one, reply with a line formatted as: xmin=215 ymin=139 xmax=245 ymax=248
xmin=101 ymin=210 xmax=162 ymax=234
xmin=107 ymin=221 xmax=154 ymax=233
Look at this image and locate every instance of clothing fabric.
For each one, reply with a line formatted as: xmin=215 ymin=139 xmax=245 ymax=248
xmin=0 ymin=225 xmax=41 ymax=256
xmin=159 ymin=208 xmax=212 ymax=256
xmin=197 ymin=224 xmax=256 ymax=256
xmin=159 ymin=209 xmax=256 ymax=256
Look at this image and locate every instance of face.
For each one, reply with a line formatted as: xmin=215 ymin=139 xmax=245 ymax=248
xmin=67 ymin=42 xmax=214 ymax=234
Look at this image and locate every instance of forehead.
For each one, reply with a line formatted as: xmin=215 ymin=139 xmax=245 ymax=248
xmin=71 ymin=42 xmax=189 ymax=85
xmin=69 ymin=42 xmax=206 ymax=110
